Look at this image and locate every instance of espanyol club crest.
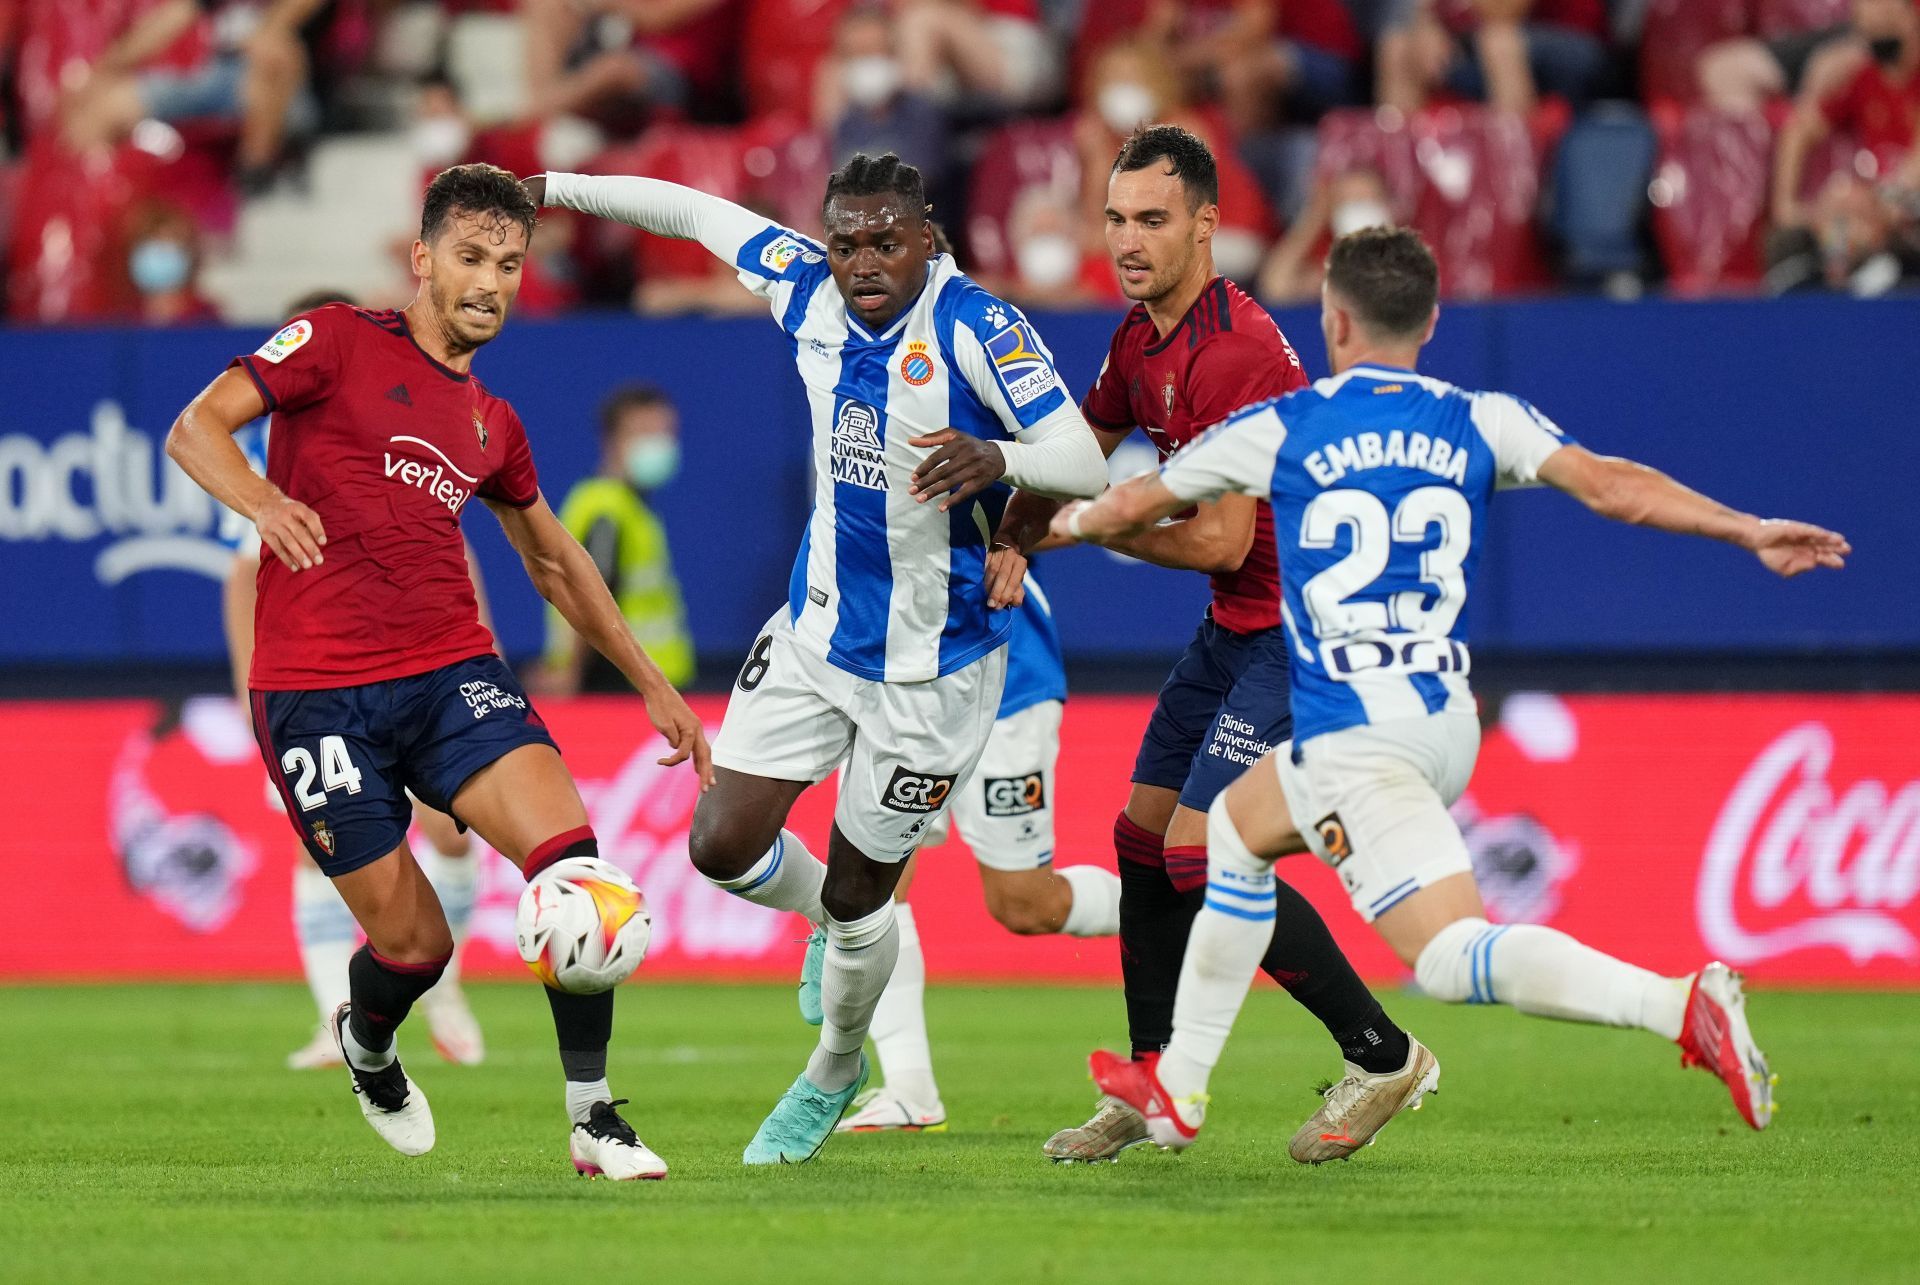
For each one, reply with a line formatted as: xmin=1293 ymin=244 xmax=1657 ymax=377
xmin=900 ymin=341 xmax=935 ymax=387
xmin=473 ymin=411 xmax=488 ymax=450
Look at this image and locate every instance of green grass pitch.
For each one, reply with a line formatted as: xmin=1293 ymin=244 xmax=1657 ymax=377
xmin=1 ymin=982 xmax=1913 ymax=1283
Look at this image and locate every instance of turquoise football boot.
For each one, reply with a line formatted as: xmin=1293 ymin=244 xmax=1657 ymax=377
xmin=742 ymin=1054 xmax=870 ymax=1165
xmin=797 ymin=924 xmax=826 ymax=1026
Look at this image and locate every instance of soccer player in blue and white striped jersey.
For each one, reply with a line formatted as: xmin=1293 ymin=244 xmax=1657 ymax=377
xmin=1064 ymin=227 xmax=1847 ymax=1156
xmin=532 ymin=154 xmax=1108 ymax=1163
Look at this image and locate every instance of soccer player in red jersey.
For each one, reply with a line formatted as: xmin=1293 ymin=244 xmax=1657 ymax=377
xmin=166 ymin=164 xmax=711 ymax=1179
xmin=999 ymin=126 xmax=1417 ymax=1163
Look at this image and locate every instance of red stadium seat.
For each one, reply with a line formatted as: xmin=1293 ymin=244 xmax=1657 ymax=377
xmin=1648 ymin=104 xmax=1772 ymax=292
xmin=737 ymin=115 xmax=833 ymax=241
xmin=597 ymin=125 xmax=755 ymax=284
xmin=1752 ymin=0 xmax=1851 ymax=40
xmin=741 ymin=0 xmax=856 ymax=120
xmin=1316 ymin=106 xmax=1547 ymax=298
xmin=1407 ymin=106 xmax=1550 ymax=297
xmin=964 ymin=119 xmax=1081 ymax=281
xmin=1639 ymin=0 xmax=1751 ymax=106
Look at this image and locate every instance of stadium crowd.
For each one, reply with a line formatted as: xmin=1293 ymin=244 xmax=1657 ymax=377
xmin=3 ymin=0 xmax=1918 ymax=324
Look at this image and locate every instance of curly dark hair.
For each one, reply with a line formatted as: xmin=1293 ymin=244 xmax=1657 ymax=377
xmin=822 ymin=152 xmax=928 ymax=220
xmin=420 ymin=162 xmax=538 ymax=245
xmin=1324 ymin=227 xmax=1440 ymax=337
xmin=1111 ymin=124 xmax=1218 ymax=211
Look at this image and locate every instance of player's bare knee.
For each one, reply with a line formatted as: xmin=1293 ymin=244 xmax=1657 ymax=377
xmin=376 ymin=920 xmax=455 ymax=967
xmin=685 ymin=805 xmax=767 ymax=882
xmin=983 ymin=880 xmax=1063 ymax=935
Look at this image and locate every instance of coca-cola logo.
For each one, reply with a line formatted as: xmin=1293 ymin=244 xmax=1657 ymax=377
xmin=1699 ymin=722 xmax=1920 ymax=965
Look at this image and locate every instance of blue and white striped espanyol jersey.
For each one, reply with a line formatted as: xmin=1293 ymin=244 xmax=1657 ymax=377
xmin=722 ymin=225 xmax=1081 ymax=683
xmin=1160 ymin=365 xmax=1573 ymax=744
xmin=1000 ymin=573 xmax=1068 ymax=720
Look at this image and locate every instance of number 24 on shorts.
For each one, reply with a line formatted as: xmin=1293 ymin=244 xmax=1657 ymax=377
xmin=282 ymin=735 xmax=365 ymax=811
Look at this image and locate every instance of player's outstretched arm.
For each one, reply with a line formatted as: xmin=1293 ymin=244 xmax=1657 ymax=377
xmin=531 ymin=171 xmax=777 ymax=272
xmin=1062 ymin=472 xmax=1195 ymax=546
xmin=165 ymin=369 xmax=328 ymax=573
xmin=485 ymin=495 xmax=715 ymax=788
xmin=1536 ymin=445 xmax=1851 ymax=578
xmin=1053 ymin=492 xmax=1259 ymax=575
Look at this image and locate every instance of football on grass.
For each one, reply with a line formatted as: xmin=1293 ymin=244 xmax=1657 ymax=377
xmin=514 ymin=857 xmax=651 ymax=994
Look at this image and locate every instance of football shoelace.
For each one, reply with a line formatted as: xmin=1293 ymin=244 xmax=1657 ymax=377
xmin=349 ymin=1059 xmax=411 ymax=1113
xmin=583 ymin=1099 xmax=640 ymax=1146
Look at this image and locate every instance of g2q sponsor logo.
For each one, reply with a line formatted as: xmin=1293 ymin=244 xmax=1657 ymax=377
xmin=983 ymin=773 xmax=1045 ymax=818
xmin=882 ymin=766 xmax=956 ymax=814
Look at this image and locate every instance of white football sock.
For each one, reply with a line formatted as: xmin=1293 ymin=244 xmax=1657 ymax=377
xmin=416 ymin=841 xmax=476 ymax=990
xmin=1157 ymin=795 xmax=1277 ymax=1104
xmin=565 ymin=1077 xmax=613 ymax=1127
xmin=292 ymin=863 xmax=356 ymax=1023
xmin=1416 ymin=917 xmax=1688 ymax=1040
xmin=807 ymin=901 xmax=899 ymax=1093
xmin=705 ymin=830 xmax=826 ymax=924
xmin=868 ymin=903 xmax=939 ymax=1108
xmin=1058 ymin=865 xmax=1122 ymax=937
xmin=339 ymin=1016 xmax=394 ymax=1073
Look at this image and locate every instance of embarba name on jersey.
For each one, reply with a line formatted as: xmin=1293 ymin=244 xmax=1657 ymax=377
xmin=1303 ymin=428 xmax=1471 ymax=489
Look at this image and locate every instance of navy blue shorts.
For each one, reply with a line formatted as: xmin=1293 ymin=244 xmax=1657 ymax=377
xmin=250 ymin=654 xmax=557 ymax=877
xmin=1132 ymin=614 xmax=1294 ymax=814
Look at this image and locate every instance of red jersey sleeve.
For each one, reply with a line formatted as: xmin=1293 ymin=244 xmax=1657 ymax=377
xmin=480 ymin=405 xmax=540 ymax=509
xmin=1079 ymin=329 xmax=1135 ymax=433
xmin=1186 ymin=329 xmax=1308 ymax=429
xmin=230 ymin=307 xmax=350 ymax=415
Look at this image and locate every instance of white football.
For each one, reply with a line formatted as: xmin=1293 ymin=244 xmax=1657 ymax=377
xmin=514 ymin=856 xmax=652 ymax=994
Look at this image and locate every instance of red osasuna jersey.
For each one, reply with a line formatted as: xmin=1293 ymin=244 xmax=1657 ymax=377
xmin=1080 ymin=276 xmax=1308 ymax=634
xmin=232 ymin=305 xmax=540 ymax=690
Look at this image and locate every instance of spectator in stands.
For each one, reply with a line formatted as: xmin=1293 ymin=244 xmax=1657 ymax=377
xmin=1699 ymin=6 xmax=1860 ymax=115
xmin=1403 ymin=0 xmax=1610 ymax=115
xmin=407 ymin=72 xmax=475 ymax=172
xmin=1256 ymin=163 xmax=1397 ymax=301
xmin=522 ymin=0 xmax=737 ymax=126
xmin=1770 ymin=0 xmax=1920 ymax=292
xmin=893 ymin=0 xmax=1059 ymax=114
xmin=539 ymin=384 xmax=696 ymax=695
xmin=996 ymin=182 xmax=1101 ymax=306
xmin=1073 ymin=37 xmax=1275 ymax=282
xmin=122 ymin=203 xmax=220 ymax=324
xmin=816 ymin=4 xmax=954 ymax=204
xmin=60 ymin=0 xmax=329 ymax=195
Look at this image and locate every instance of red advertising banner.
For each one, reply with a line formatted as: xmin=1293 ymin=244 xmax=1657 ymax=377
xmin=1 ymin=693 xmax=1915 ymax=986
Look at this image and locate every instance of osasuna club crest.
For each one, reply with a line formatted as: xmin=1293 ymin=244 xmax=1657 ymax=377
xmin=1162 ymin=374 xmax=1177 ymax=417
xmin=472 ymin=411 xmax=489 ymax=450
xmin=311 ymin=818 xmax=336 ymax=857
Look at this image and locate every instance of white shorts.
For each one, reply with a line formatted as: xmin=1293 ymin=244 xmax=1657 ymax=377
xmin=1277 ymin=712 xmax=1482 ymax=923
xmin=712 ymin=608 xmax=1006 ymax=863
xmin=918 ymin=698 xmax=1061 ymax=871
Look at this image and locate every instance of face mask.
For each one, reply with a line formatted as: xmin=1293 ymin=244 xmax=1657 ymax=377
xmin=1869 ymin=36 xmax=1905 ymax=67
xmin=625 ymin=437 xmax=680 ymax=491
xmin=842 ymin=55 xmax=902 ymax=110
xmin=410 ymin=115 xmax=471 ymax=166
xmin=1097 ymin=81 xmax=1157 ymax=135
xmin=129 ymin=239 xmax=190 ymax=294
xmin=1016 ymin=234 xmax=1079 ymax=289
xmin=539 ymin=114 xmax=604 ymax=172
xmin=1331 ymin=198 xmax=1394 ymax=239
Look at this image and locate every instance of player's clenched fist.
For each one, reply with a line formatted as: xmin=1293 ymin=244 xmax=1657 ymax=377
xmin=643 ymin=684 xmax=714 ymax=789
xmin=254 ymin=490 xmax=328 ymax=571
